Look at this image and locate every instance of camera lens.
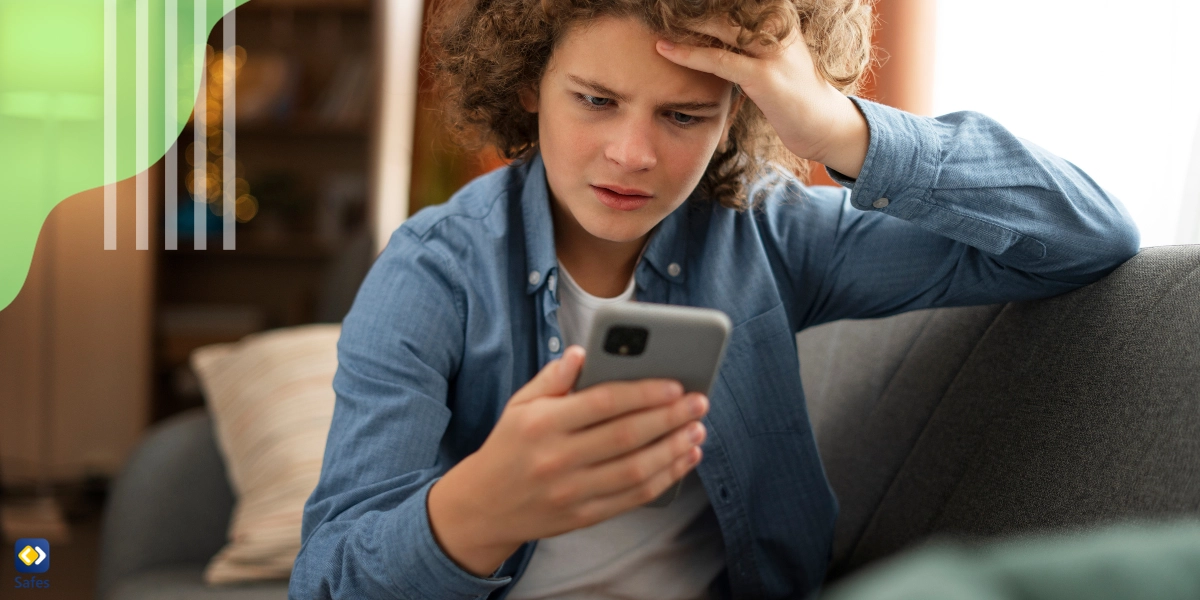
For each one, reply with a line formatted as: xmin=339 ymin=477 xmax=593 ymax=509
xmin=603 ymin=326 xmax=648 ymax=356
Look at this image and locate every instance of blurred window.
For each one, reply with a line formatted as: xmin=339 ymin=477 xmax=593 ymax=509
xmin=933 ymin=1 xmax=1200 ymax=247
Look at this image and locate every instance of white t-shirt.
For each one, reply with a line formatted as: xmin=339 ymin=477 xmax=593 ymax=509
xmin=505 ymin=262 xmax=726 ymax=600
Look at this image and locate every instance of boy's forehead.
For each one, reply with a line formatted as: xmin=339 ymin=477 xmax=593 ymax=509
xmin=548 ymin=15 xmax=731 ymax=104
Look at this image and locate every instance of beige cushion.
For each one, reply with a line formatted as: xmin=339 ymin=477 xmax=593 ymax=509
xmin=190 ymin=324 xmax=341 ymax=584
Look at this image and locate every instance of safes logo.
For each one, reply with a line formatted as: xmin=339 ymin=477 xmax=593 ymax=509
xmin=14 ymin=539 xmax=50 ymax=573
xmin=13 ymin=538 xmax=50 ymax=590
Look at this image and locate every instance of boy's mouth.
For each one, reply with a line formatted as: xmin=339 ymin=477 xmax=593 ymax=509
xmin=591 ymin=184 xmax=652 ymax=211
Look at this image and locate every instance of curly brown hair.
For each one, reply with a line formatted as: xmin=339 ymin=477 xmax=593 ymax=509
xmin=429 ymin=0 xmax=875 ymax=210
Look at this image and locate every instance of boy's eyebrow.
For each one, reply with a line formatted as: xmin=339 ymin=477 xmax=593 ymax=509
xmin=659 ymin=99 xmax=723 ymax=112
xmin=567 ymin=74 xmax=722 ymax=113
xmin=568 ymin=74 xmax=631 ymax=103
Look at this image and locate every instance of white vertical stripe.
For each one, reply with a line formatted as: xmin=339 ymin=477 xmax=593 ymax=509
xmin=104 ymin=0 xmax=117 ymax=250
xmin=194 ymin=0 xmax=207 ymax=249
xmin=165 ymin=0 xmax=178 ymax=250
xmin=136 ymin=0 xmax=149 ymax=250
xmin=223 ymin=1 xmax=236 ymax=250
xmin=372 ymin=0 xmax=424 ymax=253
xmin=1176 ymin=120 xmax=1200 ymax=244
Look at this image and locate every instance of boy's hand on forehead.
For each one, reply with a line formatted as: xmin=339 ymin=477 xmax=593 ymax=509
xmin=656 ymin=18 xmax=869 ymax=178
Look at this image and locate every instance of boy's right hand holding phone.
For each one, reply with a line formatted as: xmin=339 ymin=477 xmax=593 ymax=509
xmin=427 ymin=345 xmax=709 ymax=577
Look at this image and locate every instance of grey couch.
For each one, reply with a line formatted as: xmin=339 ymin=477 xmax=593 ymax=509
xmin=97 ymin=245 xmax=1200 ymax=599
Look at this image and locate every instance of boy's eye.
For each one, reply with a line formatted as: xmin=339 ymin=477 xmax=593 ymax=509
xmin=580 ymin=94 xmax=611 ymax=108
xmin=670 ymin=111 xmax=697 ymax=125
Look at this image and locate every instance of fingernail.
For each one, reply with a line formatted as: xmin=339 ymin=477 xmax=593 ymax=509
xmin=665 ymin=381 xmax=684 ymax=397
xmin=688 ymin=423 xmax=705 ymax=443
xmin=658 ymin=40 xmax=674 ymax=51
xmin=689 ymin=395 xmax=708 ymax=416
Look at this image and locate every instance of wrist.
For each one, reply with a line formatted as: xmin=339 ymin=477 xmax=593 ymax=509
xmin=427 ymin=456 xmax=521 ymax=577
xmin=813 ymin=94 xmax=870 ymax=179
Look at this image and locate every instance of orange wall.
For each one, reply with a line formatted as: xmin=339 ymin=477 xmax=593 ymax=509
xmin=0 ymin=172 xmax=155 ymax=486
xmin=809 ymin=0 xmax=936 ymax=186
xmin=871 ymin=0 xmax=936 ymax=116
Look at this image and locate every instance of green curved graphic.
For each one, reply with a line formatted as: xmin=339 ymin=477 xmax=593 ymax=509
xmin=0 ymin=0 xmax=251 ymax=311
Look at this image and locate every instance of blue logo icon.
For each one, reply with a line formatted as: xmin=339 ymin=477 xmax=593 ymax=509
xmin=15 ymin=538 xmax=49 ymax=573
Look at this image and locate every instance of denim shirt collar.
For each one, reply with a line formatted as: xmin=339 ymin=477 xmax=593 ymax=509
xmin=519 ymin=152 xmax=691 ymax=296
xmin=520 ymin=154 xmax=558 ymax=295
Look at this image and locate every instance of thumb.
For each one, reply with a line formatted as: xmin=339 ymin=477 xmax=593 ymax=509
xmin=509 ymin=345 xmax=585 ymax=405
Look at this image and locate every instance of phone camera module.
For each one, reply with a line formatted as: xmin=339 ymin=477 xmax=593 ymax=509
xmin=603 ymin=326 xmax=648 ymax=356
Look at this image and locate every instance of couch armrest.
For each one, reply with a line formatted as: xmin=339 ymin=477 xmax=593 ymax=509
xmin=816 ymin=245 xmax=1200 ymax=578
xmin=97 ymin=408 xmax=235 ymax=599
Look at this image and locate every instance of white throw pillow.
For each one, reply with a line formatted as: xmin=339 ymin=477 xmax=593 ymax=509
xmin=190 ymin=324 xmax=341 ymax=584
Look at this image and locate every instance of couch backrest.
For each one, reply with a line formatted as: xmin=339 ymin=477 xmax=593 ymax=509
xmin=798 ymin=245 xmax=1200 ymax=579
xmin=97 ymin=409 xmax=236 ymax=598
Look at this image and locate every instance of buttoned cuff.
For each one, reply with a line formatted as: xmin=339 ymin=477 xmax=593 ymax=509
xmin=383 ymin=479 xmax=512 ymax=599
xmin=825 ymin=97 xmax=942 ymax=214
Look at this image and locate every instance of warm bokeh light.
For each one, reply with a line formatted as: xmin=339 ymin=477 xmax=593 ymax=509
xmin=235 ymin=194 xmax=258 ymax=223
xmin=185 ymin=45 xmax=257 ymax=220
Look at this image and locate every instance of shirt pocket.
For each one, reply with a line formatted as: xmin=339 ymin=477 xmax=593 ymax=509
xmin=717 ymin=303 xmax=809 ymax=436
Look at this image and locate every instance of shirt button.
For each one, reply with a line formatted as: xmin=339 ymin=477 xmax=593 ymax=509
xmin=667 ymin=262 xmax=682 ymax=277
xmin=872 ymin=197 xmax=890 ymax=209
xmin=528 ymin=270 xmax=541 ymax=286
xmin=547 ymin=274 xmax=557 ymax=293
xmin=548 ymin=336 xmax=561 ymax=353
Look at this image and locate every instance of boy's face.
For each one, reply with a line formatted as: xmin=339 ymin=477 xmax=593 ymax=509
xmin=523 ymin=16 xmax=739 ymax=246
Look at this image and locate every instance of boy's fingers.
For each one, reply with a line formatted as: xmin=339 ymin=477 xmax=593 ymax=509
xmin=656 ymin=41 xmax=754 ymax=85
xmin=565 ymin=398 xmax=706 ymax=466
xmin=688 ymin=18 xmax=746 ymax=52
xmin=576 ymin=447 xmax=702 ymax=524
xmin=509 ymin=345 xmax=586 ymax=405
xmin=555 ymin=380 xmax=690 ymax=432
xmin=580 ymin=428 xmax=703 ymax=496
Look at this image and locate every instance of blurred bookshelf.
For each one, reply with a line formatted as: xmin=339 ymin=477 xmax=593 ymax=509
xmin=153 ymin=0 xmax=514 ymax=421
xmin=154 ymin=0 xmax=378 ymax=420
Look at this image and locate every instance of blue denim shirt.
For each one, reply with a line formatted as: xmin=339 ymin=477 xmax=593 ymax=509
xmin=292 ymin=98 xmax=1139 ymax=600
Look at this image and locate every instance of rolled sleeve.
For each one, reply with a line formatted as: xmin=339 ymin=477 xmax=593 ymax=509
xmin=823 ymin=96 xmax=1138 ymax=279
xmin=826 ymin=96 xmax=942 ymax=213
xmin=383 ymin=480 xmax=512 ymax=599
xmin=767 ymin=96 xmax=1139 ymax=327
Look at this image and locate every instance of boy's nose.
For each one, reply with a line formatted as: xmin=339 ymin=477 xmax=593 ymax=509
xmin=605 ymin=119 xmax=657 ymax=172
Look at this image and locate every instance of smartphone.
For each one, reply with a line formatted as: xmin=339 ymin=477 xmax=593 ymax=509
xmin=573 ymin=302 xmax=732 ymax=507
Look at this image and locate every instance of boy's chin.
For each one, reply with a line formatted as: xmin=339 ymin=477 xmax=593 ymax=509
xmin=579 ymin=216 xmax=657 ymax=245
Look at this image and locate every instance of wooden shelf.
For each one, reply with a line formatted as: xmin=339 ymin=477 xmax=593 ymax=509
xmin=183 ymin=119 xmax=368 ymax=139
xmin=238 ymin=0 xmax=371 ymax=13
xmin=163 ymin=233 xmax=336 ymax=260
xmin=239 ymin=121 xmax=368 ymax=138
